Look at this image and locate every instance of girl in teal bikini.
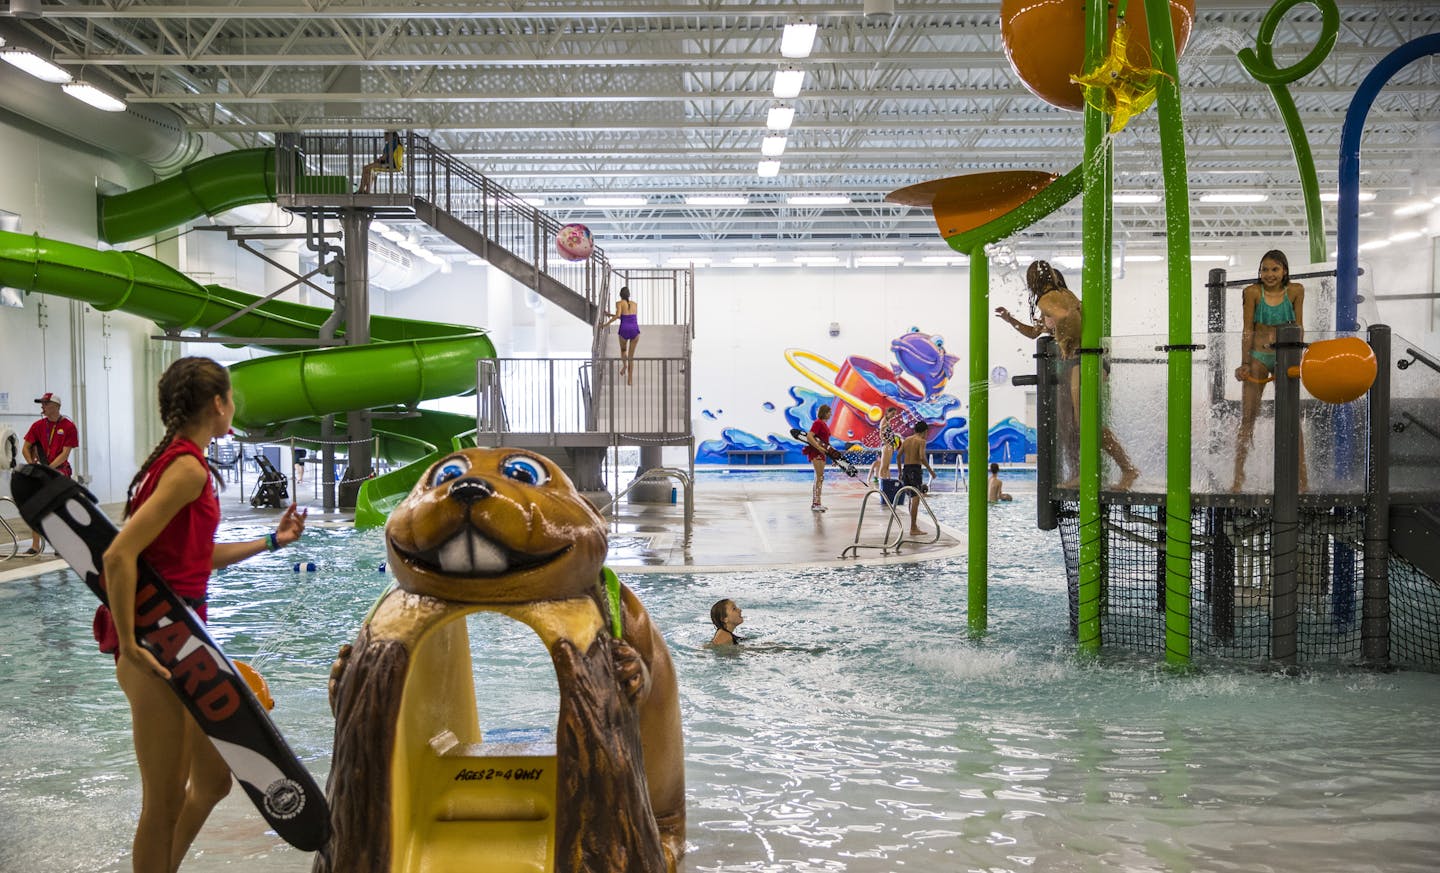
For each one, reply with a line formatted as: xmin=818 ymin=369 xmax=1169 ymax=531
xmin=1232 ymin=250 xmax=1307 ymax=492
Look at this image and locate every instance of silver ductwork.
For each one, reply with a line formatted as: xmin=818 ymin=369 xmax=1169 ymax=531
xmin=0 ymin=24 xmax=202 ymax=173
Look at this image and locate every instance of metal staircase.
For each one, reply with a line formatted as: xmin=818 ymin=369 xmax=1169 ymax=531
xmin=271 ymin=132 xmax=696 ymax=492
xmin=275 ymin=130 xmax=606 ymax=324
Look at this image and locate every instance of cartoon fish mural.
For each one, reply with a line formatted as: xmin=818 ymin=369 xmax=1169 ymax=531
xmin=891 ymin=328 xmax=959 ymax=397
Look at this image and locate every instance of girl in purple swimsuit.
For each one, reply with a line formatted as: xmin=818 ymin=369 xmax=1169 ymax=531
xmin=602 ymin=286 xmax=641 ymax=385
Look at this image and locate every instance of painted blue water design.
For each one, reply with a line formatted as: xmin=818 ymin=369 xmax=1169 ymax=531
xmin=1 ymin=490 xmax=1438 ymax=871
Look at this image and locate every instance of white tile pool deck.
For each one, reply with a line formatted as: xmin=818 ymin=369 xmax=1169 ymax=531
xmin=1 ymin=473 xmax=964 ymax=583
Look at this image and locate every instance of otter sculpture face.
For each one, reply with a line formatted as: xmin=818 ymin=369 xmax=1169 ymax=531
xmin=386 ymin=448 xmax=608 ymax=604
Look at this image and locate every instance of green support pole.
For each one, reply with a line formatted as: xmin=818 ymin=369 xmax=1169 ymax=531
xmin=1236 ymin=0 xmax=1340 ymax=266
xmin=1144 ymin=0 xmax=1195 ymax=668
xmin=1076 ymin=0 xmax=1109 ymax=656
xmin=968 ymin=244 xmax=990 ymax=636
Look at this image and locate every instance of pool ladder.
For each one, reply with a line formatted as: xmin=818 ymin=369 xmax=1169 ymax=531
xmin=603 ymin=466 xmax=693 ymax=544
xmin=840 ymin=483 xmax=941 ymax=558
xmin=0 ymin=497 xmax=20 ymax=562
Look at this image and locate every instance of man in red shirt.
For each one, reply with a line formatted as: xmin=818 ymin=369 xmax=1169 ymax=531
xmin=22 ymin=391 xmax=78 ymax=555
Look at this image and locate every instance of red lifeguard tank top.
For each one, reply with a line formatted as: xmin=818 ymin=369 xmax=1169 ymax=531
xmin=130 ymin=437 xmax=220 ymax=600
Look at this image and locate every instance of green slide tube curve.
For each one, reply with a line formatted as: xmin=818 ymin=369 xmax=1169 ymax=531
xmin=0 ymin=227 xmax=495 ymax=526
xmin=98 ymin=148 xmax=349 ymax=244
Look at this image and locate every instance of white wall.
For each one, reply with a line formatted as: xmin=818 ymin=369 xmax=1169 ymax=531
xmin=0 ymin=112 xmax=160 ymax=503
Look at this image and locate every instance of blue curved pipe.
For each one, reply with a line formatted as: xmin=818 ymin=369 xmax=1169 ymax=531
xmin=1336 ymin=33 xmax=1440 ymax=331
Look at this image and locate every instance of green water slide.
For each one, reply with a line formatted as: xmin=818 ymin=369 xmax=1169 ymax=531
xmin=0 ymin=229 xmax=494 ymax=525
xmin=99 ymin=148 xmax=349 ymax=244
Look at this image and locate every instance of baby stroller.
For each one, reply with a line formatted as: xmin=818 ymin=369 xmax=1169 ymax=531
xmin=250 ymin=453 xmax=291 ymax=508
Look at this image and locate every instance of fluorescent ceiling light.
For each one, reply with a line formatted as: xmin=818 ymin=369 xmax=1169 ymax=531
xmin=1393 ymin=200 xmax=1435 ymax=217
xmin=1123 ymin=254 xmax=1164 ymax=263
xmin=1053 ymin=256 xmax=1085 ymax=269
xmin=761 ymin=135 xmax=787 ymax=157
xmin=583 ymin=196 xmax=647 ymax=207
xmin=685 ymin=195 xmax=750 ymax=206
xmin=794 ymin=255 xmax=840 ymax=265
xmin=732 ymin=256 xmax=777 ymax=265
xmin=1358 ymin=239 xmax=1391 ymax=251
xmin=856 ymin=256 xmax=905 ymax=266
xmin=523 ymin=197 xmax=546 ymax=208
xmin=63 ymin=81 xmax=127 ymax=112
xmin=766 ymin=104 xmax=795 ymax=131
xmin=773 ymin=66 xmax=805 ymax=99
xmin=665 ymin=257 xmax=712 ymax=267
xmin=1319 ymin=190 xmax=1375 ymax=203
xmin=788 ymin=194 xmax=851 ymax=205
xmin=757 ymin=160 xmax=781 ymax=178
xmin=1 ymin=49 xmax=71 ymax=83
xmin=780 ymin=19 xmax=818 ymax=59
xmin=1200 ymin=193 xmax=1269 ymax=203
xmin=608 ymin=257 xmax=653 ymax=267
xmin=1190 ymin=254 xmax=1231 ymax=263
xmin=922 ymin=255 xmax=969 ymax=265
xmin=1113 ymin=193 xmax=1161 ymax=204
xmin=1389 ymin=230 xmax=1423 ymax=243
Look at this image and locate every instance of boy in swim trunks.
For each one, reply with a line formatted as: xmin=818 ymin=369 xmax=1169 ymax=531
xmin=897 ymin=421 xmax=936 ymax=535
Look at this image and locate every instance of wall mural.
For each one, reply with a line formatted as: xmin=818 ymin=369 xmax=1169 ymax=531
xmin=697 ymin=327 xmax=1037 ymax=466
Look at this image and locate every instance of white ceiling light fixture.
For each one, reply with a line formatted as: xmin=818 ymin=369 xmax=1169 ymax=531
xmin=780 ymin=18 xmax=818 ymax=59
xmin=1113 ymin=193 xmax=1161 ymax=204
xmin=1200 ymin=193 xmax=1269 ymax=203
xmin=1190 ymin=254 xmax=1231 ymax=263
xmin=761 ymin=135 xmax=787 ymax=157
xmin=1389 ymin=230 xmax=1423 ymax=243
xmin=773 ymin=66 xmax=805 ymax=99
xmin=522 ymin=197 xmax=546 ymax=208
xmin=1054 ymin=255 xmax=1085 ymax=269
xmin=766 ymin=103 xmax=795 ymax=131
xmin=922 ymin=255 xmax=969 ymax=266
xmin=856 ymin=255 xmax=905 ymax=266
xmin=787 ymin=194 xmax=851 ymax=205
xmin=1123 ymin=254 xmax=1164 ymax=263
xmin=794 ymin=255 xmax=840 ymax=265
xmin=732 ymin=256 xmax=777 ymax=266
xmin=608 ymin=256 xmax=654 ymax=268
xmin=1393 ymin=200 xmax=1435 ymax=217
xmin=63 ymin=80 xmax=127 ymax=112
xmin=583 ymin=196 xmax=647 ymax=207
xmin=685 ymin=195 xmax=750 ymax=206
xmin=666 ymin=257 xmax=713 ymax=267
xmin=1319 ymin=190 xmax=1375 ymax=203
xmin=0 ymin=48 xmax=71 ymax=83
xmin=757 ymin=160 xmax=781 ymax=178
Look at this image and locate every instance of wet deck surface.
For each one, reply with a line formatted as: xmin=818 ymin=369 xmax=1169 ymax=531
xmin=1 ymin=474 xmax=962 ymax=583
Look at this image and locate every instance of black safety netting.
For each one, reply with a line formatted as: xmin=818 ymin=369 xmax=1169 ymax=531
xmin=1390 ymin=554 xmax=1440 ymax=671
xmin=1055 ymin=500 xmax=1438 ymax=669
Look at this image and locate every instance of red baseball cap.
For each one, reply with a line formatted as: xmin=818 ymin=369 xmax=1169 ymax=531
xmin=34 ymin=392 xmax=62 ymax=405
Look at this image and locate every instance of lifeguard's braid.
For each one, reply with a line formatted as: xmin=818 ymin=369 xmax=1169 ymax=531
xmin=125 ymin=357 xmax=230 ymax=517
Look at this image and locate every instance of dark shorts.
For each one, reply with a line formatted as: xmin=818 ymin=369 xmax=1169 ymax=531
xmin=901 ymin=464 xmax=925 ymax=491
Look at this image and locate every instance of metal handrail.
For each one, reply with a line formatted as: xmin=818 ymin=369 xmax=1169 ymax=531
xmin=604 ymin=467 xmax=693 ymax=543
xmin=840 ymin=487 xmax=907 ymax=557
xmin=893 ymin=486 xmax=943 ymax=547
xmin=0 ymin=497 xmax=21 ymax=562
xmin=1398 ymin=345 xmax=1440 ymax=376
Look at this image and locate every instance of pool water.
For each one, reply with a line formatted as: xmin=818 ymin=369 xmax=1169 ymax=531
xmin=2 ymin=493 xmax=1438 ymax=872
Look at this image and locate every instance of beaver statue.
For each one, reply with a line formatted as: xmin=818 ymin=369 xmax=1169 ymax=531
xmin=316 ymin=448 xmax=684 ymax=873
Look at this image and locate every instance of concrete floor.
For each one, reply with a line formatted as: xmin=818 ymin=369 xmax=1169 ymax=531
xmin=1 ymin=472 xmax=962 ymax=583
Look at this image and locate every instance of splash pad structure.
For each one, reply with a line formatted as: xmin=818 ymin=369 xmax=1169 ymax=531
xmin=892 ymin=0 xmax=1440 ymax=671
